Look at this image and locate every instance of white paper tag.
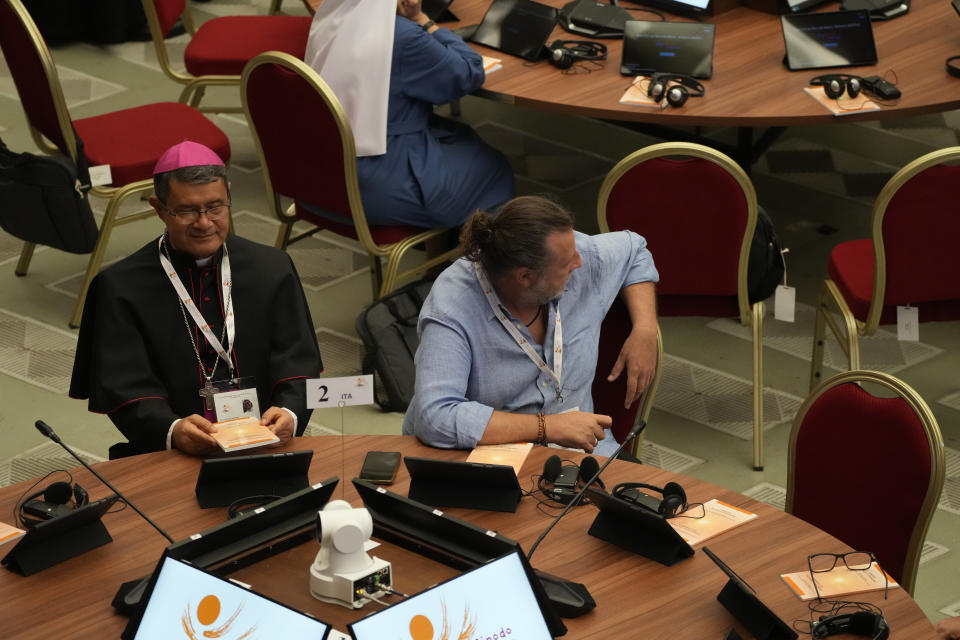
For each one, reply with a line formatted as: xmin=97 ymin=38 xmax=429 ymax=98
xmin=214 ymin=387 xmax=260 ymax=422
xmin=774 ymin=285 xmax=796 ymax=323
xmin=306 ymin=374 xmax=374 ymax=408
xmin=897 ymin=305 xmax=919 ymax=342
xmin=88 ymin=164 xmax=112 ymax=187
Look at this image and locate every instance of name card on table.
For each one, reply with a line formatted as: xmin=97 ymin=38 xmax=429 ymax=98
xmin=307 ymin=374 xmax=374 ymax=408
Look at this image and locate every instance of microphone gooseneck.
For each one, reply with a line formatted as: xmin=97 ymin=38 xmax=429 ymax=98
xmin=34 ymin=420 xmax=175 ymax=544
xmin=527 ymin=419 xmax=646 ymax=560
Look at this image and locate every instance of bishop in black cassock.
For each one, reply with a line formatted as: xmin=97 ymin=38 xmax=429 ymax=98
xmin=70 ymin=141 xmax=322 ymax=456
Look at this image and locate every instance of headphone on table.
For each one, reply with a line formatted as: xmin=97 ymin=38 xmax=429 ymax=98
xmin=810 ymin=74 xmax=863 ymax=99
xmin=611 ymin=480 xmax=687 ymax=517
xmin=645 ymin=73 xmax=705 ymax=108
xmin=538 ymin=454 xmax=605 ymax=504
xmin=18 ymin=478 xmax=88 ymax=528
xmin=947 ymin=56 xmax=960 ymax=78
xmin=548 ymin=39 xmax=608 ymax=70
xmin=811 ymin=612 xmax=889 ymax=640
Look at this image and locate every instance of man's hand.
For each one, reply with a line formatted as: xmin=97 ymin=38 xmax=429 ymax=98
xmin=547 ymin=412 xmax=612 ymax=453
xmin=607 ymin=326 xmax=658 ymax=408
xmin=936 ymin=617 xmax=960 ymax=640
xmin=172 ymin=415 xmax=218 ymax=456
xmin=261 ymin=406 xmax=295 ymax=447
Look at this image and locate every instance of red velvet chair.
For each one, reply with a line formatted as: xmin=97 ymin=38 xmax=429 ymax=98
xmin=241 ymin=52 xmax=461 ymax=298
xmin=810 ymin=148 xmax=960 ymax=390
xmin=140 ymin=0 xmax=312 ymax=112
xmin=0 ymin=0 xmax=231 ymax=327
xmin=592 ymin=296 xmax=663 ymax=458
xmin=598 ymin=142 xmax=766 ymax=469
xmin=786 ymin=370 xmax=944 ymax=595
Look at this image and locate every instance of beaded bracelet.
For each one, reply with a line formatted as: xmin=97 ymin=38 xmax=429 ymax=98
xmin=536 ymin=412 xmax=547 ymax=446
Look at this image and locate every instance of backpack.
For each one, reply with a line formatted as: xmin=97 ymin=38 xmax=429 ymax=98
xmin=747 ymin=206 xmax=785 ymax=304
xmin=355 ymin=279 xmax=434 ymax=412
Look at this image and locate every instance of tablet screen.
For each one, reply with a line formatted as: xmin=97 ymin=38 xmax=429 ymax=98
xmin=781 ymin=10 xmax=878 ymax=71
xmin=132 ymin=556 xmax=330 ymax=639
xmin=349 ymin=551 xmax=552 ymax=640
xmin=621 ymin=20 xmax=716 ymax=78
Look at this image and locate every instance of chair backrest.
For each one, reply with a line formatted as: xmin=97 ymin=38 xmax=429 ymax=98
xmin=241 ymin=52 xmax=376 ymax=248
xmin=785 ymin=370 xmax=945 ymax=595
xmin=865 ymin=147 xmax=960 ymax=331
xmin=593 ymin=296 xmax=662 ymax=447
xmin=139 ymin=0 xmax=192 ymax=83
xmin=597 ymin=142 xmax=756 ymax=323
xmin=0 ymin=0 xmax=76 ymax=158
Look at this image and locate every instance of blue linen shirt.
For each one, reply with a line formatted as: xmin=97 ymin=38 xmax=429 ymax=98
xmin=402 ymin=231 xmax=659 ymax=457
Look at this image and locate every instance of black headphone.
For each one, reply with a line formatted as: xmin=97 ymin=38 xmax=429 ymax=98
xmin=548 ymin=39 xmax=607 ymax=70
xmin=947 ymin=55 xmax=960 ymax=78
xmin=810 ymin=74 xmax=863 ymax=99
xmin=611 ymin=480 xmax=687 ymax=517
xmin=19 ymin=480 xmax=88 ymax=528
xmin=646 ymin=73 xmax=705 ymax=108
xmin=538 ymin=455 xmax=605 ymax=504
xmin=812 ymin=612 xmax=889 ymax=640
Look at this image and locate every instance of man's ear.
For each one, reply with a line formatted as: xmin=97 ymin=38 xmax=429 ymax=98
xmin=516 ymin=267 xmax=538 ymax=288
xmin=148 ymin=195 xmax=165 ymax=221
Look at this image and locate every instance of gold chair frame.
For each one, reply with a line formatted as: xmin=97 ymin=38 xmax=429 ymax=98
xmin=786 ymin=369 xmax=945 ymax=595
xmin=597 ymin=141 xmax=765 ymax=470
xmin=6 ymin=0 xmax=157 ymax=328
xmin=241 ymin=52 xmax=461 ymax=299
xmin=809 ymin=147 xmax=960 ymax=391
xmin=139 ymin=0 xmax=244 ymax=113
xmin=627 ymin=326 xmax=664 ymax=459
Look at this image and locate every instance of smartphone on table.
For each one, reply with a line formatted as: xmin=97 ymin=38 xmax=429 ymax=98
xmin=359 ymin=451 xmax=402 ymax=485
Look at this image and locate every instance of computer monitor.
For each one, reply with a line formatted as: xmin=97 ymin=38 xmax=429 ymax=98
xmin=128 ymin=554 xmax=331 ymax=640
xmin=349 ymin=551 xmax=552 ymax=640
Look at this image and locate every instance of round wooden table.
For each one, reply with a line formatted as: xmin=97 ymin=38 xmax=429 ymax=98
xmin=0 ymin=435 xmax=938 ymax=638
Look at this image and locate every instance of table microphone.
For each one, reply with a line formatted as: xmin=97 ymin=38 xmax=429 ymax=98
xmin=527 ymin=418 xmax=646 ymax=560
xmin=35 ymin=420 xmax=174 ymax=544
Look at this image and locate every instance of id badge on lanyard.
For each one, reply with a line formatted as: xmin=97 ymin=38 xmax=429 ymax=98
xmin=199 ymin=376 xmax=259 ymax=423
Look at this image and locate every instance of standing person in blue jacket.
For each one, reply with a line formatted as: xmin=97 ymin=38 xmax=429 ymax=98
xmin=303 ymin=0 xmax=515 ymax=229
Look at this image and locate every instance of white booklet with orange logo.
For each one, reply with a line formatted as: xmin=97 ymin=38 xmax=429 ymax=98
xmin=482 ymin=56 xmax=503 ymax=73
xmin=781 ymin=563 xmax=898 ymax=600
xmin=0 ymin=521 xmax=26 ymax=547
xmin=211 ymin=416 xmax=279 ymax=452
xmin=466 ymin=442 xmax=533 ymax=475
xmin=667 ymin=498 xmax=758 ymax=545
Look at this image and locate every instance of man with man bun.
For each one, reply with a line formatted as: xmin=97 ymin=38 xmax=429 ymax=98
xmin=403 ymin=195 xmax=658 ymax=456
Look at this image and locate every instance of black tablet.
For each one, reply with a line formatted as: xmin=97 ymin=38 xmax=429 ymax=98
xmin=404 ymin=456 xmax=522 ymax=512
xmin=470 ymin=0 xmax=559 ymax=62
xmin=349 ymin=551 xmax=554 ymax=640
xmin=781 ymin=10 xmax=877 ymax=71
xmin=125 ymin=553 xmax=331 ymax=640
xmin=703 ymin=546 xmax=799 ymax=640
xmin=2 ymin=494 xmax=119 ymax=576
xmin=195 ymin=449 xmax=312 ymax=508
xmin=621 ymin=20 xmax=716 ymax=78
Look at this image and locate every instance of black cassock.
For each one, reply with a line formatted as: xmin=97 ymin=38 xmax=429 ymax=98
xmin=70 ymin=235 xmax=323 ymax=454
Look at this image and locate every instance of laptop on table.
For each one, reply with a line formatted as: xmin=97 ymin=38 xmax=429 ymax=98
xmin=469 ymin=0 xmax=559 ymax=62
xmin=621 ymin=20 xmax=716 ymax=78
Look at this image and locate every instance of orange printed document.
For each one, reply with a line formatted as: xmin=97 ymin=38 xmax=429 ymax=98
xmin=482 ymin=56 xmax=503 ymax=74
xmin=466 ymin=442 xmax=533 ymax=475
xmin=211 ymin=416 xmax=279 ymax=452
xmin=619 ymin=77 xmax=663 ymax=108
xmin=667 ymin=498 xmax=758 ymax=545
xmin=803 ymin=87 xmax=880 ymax=116
xmin=781 ymin=563 xmax=898 ymax=601
xmin=0 ymin=521 xmax=26 ymax=547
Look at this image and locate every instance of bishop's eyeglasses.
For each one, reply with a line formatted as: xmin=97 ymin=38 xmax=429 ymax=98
xmin=160 ymin=201 xmax=231 ymax=224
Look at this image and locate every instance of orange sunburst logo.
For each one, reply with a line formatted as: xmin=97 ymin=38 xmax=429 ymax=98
xmin=181 ymin=594 xmax=256 ymax=639
xmin=409 ymin=602 xmax=477 ymax=640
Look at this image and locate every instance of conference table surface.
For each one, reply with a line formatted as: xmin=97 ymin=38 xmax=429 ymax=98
xmin=0 ymin=435 xmax=937 ymax=639
xmin=447 ymin=0 xmax=960 ymax=127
